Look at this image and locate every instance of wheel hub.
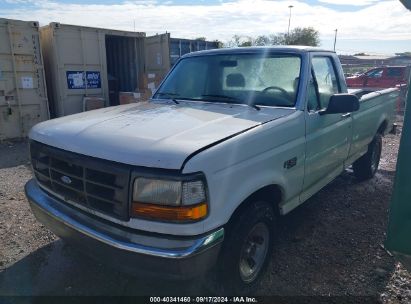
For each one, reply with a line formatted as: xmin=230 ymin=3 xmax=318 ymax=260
xmin=239 ymin=222 xmax=270 ymax=283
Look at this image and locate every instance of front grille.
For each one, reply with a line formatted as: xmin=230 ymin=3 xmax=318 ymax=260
xmin=30 ymin=141 xmax=131 ymax=220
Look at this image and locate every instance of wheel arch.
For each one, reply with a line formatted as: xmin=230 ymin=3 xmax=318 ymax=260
xmin=227 ymin=184 xmax=283 ymax=226
xmin=377 ymin=119 xmax=388 ymax=136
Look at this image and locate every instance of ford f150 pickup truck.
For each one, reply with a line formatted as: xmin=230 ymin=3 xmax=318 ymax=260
xmin=25 ymin=46 xmax=398 ymax=293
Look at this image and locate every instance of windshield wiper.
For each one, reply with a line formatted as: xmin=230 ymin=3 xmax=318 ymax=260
xmin=201 ymin=94 xmax=260 ymax=111
xmin=153 ymin=92 xmax=181 ymax=104
xmin=250 ymin=104 xmax=261 ymax=111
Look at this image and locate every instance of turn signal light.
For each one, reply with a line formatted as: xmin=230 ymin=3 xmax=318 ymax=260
xmin=131 ymin=202 xmax=208 ymax=222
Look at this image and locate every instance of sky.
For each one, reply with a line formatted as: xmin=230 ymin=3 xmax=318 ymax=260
xmin=0 ymin=0 xmax=410 ymax=55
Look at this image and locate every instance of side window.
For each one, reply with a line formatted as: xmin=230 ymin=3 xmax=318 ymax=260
xmin=312 ymin=57 xmax=340 ymax=110
xmin=366 ymin=69 xmax=383 ymax=78
xmin=386 ymin=68 xmax=402 ymax=78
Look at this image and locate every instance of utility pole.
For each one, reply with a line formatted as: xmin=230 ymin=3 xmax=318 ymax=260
xmin=333 ymin=29 xmax=338 ymax=52
xmin=287 ymin=5 xmax=294 ymax=44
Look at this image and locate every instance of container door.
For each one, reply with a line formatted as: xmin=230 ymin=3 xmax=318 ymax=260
xmin=0 ymin=20 xmax=49 ymax=140
xmin=144 ymin=33 xmax=170 ymax=94
xmin=386 ymin=81 xmax=411 ymax=271
xmin=50 ymin=24 xmax=106 ymax=116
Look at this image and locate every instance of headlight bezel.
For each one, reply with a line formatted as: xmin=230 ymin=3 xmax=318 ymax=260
xmin=129 ymin=170 xmax=209 ymax=223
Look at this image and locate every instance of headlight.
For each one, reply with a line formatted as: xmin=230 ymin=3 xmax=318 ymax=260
xmin=131 ymin=176 xmax=208 ymax=222
xmin=133 ymin=178 xmax=182 ymax=206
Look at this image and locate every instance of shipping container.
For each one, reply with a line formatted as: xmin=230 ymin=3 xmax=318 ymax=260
xmin=40 ymin=23 xmax=157 ymax=117
xmin=40 ymin=23 xmax=219 ymax=117
xmin=0 ymin=18 xmax=49 ymax=140
xmin=169 ymin=37 xmax=219 ymax=66
xmin=143 ymin=33 xmax=219 ymax=92
xmin=145 ymin=33 xmax=172 ymax=80
xmin=146 ymin=33 xmax=219 ymax=67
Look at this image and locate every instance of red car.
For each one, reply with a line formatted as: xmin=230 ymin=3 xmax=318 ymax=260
xmin=346 ymin=66 xmax=410 ymax=89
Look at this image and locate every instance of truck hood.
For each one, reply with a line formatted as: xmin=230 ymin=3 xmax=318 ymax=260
xmin=30 ymin=101 xmax=294 ymax=170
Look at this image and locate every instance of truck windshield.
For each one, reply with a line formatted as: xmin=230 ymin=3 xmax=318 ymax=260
xmin=154 ymin=53 xmax=301 ymax=108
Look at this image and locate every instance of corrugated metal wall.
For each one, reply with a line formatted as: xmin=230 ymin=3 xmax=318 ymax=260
xmin=106 ymin=35 xmax=139 ymax=92
xmin=106 ymin=35 xmax=144 ymax=105
xmin=0 ymin=18 xmax=49 ymax=140
xmin=169 ymin=38 xmax=219 ymax=66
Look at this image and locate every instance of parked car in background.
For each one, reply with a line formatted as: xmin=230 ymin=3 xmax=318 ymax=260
xmin=346 ymin=66 xmax=410 ymax=90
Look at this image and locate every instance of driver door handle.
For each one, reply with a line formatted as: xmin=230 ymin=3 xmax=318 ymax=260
xmin=341 ymin=113 xmax=351 ymax=119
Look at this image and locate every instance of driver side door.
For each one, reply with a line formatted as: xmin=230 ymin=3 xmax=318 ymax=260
xmin=301 ymin=55 xmax=352 ymax=202
xmin=365 ymin=68 xmax=384 ymax=88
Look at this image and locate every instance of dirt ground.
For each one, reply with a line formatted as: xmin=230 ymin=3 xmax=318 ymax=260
xmin=1 ymin=117 xmax=410 ymax=301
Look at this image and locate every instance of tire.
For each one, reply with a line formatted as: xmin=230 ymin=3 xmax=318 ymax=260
xmin=353 ymin=134 xmax=382 ymax=181
xmin=210 ymin=200 xmax=275 ymax=294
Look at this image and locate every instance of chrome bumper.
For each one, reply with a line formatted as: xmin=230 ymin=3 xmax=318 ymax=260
xmin=25 ymin=179 xmax=224 ymax=278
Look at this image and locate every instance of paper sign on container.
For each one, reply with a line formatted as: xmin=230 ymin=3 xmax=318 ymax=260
xmin=21 ymin=76 xmax=33 ymax=89
xmin=66 ymin=71 xmax=101 ymax=89
xmin=156 ymin=53 xmax=162 ymax=65
xmin=73 ymin=74 xmax=84 ymax=87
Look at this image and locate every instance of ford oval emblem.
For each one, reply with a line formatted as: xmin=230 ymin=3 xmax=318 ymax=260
xmin=61 ymin=175 xmax=72 ymax=185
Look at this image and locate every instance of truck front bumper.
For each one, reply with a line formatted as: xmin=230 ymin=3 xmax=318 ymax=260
xmin=25 ymin=179 xmax=224 ymax=279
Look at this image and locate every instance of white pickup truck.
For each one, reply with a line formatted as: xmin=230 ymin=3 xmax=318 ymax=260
xmin=25 ymin=46 xmax=398 ymax=293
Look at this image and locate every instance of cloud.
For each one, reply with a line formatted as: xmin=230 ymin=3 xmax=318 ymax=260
xmin=4 ymin=0 xmax=35 ymax=3
xmin=0 ymin=0 xmax=410 ymax=53
xmin=317 ymin=0 xmax=381 ymax=6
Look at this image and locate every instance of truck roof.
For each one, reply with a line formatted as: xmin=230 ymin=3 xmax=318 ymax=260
xmin=183 ymin=46 xmax=335 ymax=57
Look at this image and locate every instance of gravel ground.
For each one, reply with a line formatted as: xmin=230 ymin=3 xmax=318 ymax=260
xmin=0 ymin=117 xmax=410 ymax=301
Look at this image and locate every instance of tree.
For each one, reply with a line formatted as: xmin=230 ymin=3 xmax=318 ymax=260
xmin=254 ymin=35 xmax=271 ymax=46
xmin=226 ymin=27 xmax=320 ymax=48
xmin=395 ymin=52 xmax=411 ymax=56
xmin=286 ymin=27 xmax=320 ymax=46
xmin=269 ymin=33 xmax=286 ymax=46
xmin=227 ymin=35 xmax=253 ymax=47
xmin=240 ymin=39 xmax=253 ymax=47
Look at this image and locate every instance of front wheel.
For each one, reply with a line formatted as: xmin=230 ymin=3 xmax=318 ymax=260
xmin=212 ymin=200 xmax=275 ymax=294
xmin=353 ymin=134 xmax=382 ymax=181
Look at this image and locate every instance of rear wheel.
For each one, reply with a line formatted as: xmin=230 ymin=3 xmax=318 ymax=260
xmin=210 ymin=200 xmax=275 ymax=294
xmin=353 ymin=134 xmax=382 ymax=181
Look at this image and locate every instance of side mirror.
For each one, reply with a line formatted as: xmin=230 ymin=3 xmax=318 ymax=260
xmin=320 ymin=94 xmax=360 ymax=115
